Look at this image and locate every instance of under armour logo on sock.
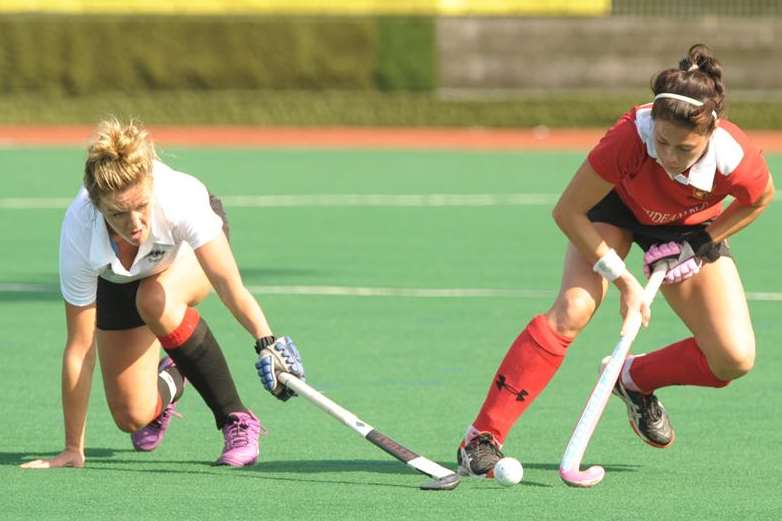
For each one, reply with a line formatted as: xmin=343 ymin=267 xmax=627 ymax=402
xmin=496 ymin=374 xmax=529 ymax=401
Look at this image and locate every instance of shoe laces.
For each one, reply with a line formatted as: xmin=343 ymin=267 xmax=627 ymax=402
xmin=470 ymin=433 xmax=503 ymax=462
xmin=634 ymin=393 xmax=662 ymax=423
xmin=224 ymin=417 xmax=252 ymax=449
xmin=150 ymin=405 xmax=181 ymax=429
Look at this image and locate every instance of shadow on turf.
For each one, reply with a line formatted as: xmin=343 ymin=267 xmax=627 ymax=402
xmin=254 ymin=460 xmax=638 ymax=474
xmin=68 ymin=458 xmax=451 ymax=476
xmin=41 ymin=458 xmax=546 ymax=490
xmin=9 ymin=451 xmax=639 ymax=489
xmin=252 ymin=460 xmax=638 ymax=490
xmin=30 ymin=457 xmax=431 ymax=490
xmin=3 ymin=447 xmax=133 ymax=466
xmin=254 ymin=459 xmax=445 ymax=475
xmin=518 ymin=462 xmax=640 ymax=473
xmin=258 ymin=462 xmax=555 ymax=490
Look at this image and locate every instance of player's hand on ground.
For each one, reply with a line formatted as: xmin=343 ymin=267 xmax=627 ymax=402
xmin=643 ymin=241 xmax=702 ymax=284
xmin=255 ymin=336 xmax=305 ymax=401
xmin=20 ymin=448 xmax=85 ymax=469
xmin=614 ymin=272 xmax=651 ymax=335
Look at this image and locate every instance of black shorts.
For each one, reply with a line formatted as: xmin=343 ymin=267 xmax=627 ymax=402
xmin=587 ymin=190 xmax=731 ymax=256
xmin=95 ymin=194 xmax=229 ymax=331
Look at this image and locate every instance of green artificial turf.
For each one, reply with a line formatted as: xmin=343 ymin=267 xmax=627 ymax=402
xmin=1 ymin=147 xmax=780 ymax=520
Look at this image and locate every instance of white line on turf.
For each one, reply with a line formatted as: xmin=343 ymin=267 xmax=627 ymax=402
xmin=221 ymin=193 xmax=560 ymax=207
xmin=2 ymin=282 xmax=781 ymax=301
xmin=0 ymin=283 xmax=53 ymax=292
xmin=247 ymin=285 xmax=554 ymax=298
xmin=3 ymin=194 xmax=779 ymax=210
xmin=0 ymin=198 xmax=73 ymax=209
xmin=0 ymin=193 xmax=560 ymax=209
xmin=250 ymin=286 xmax=782 ymax=301
xmin=744 ymin=292 xmax=782 ymax=301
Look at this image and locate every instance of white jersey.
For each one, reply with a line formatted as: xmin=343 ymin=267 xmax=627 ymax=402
xmin=59 ymin=161 xmax=223 ymax=306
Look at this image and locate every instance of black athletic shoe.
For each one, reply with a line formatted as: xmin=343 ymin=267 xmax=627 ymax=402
xmin=457 ymin=432 xmax=504 ymax=478
xmin=602 ymin=356 xmax=675 ymax=448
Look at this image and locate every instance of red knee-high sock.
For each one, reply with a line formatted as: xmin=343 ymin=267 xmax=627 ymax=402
xmin=471 ymin=314 xmax=572 ymax=444
xmin=628 ymin=337 xmax=729 ymax=393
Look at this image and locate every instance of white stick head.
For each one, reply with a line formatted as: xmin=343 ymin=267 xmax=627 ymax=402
xmin=560 ymin=464 xmax=606 ymax=488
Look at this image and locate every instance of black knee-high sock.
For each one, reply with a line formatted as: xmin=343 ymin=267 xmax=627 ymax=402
xmin=158 ymin=308 xmax=248 ymax=429
xmin=157 ymin=363 xmax=185 ymax=406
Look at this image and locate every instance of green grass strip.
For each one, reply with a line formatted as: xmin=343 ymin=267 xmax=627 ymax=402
xmin=1 ymin=90 xmax=779 ymax=128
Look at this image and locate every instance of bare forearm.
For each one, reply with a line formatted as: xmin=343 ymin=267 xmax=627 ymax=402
xmin=551 ymin=160 xmax=618 ymax=265
xmin=707 ymin=177 xmax=775 ymax=242
xmin=217 ymin=283 xmax=273 ymax=339
xmin=61 ymin=343 xmax=96 ymax=451
xmin=706 ymin=200 xmax=772 ymax=243
xmin=195 ymin=237 xmax=273 ymax=340
xmin=553 ymin=210 xmax=612 ymax=265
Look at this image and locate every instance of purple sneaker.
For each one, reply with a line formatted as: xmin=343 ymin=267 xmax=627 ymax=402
xmin=131 ymin=357 xmax=184 ymax=452
xmin=215 ymin=411 xmax=264 ymax=467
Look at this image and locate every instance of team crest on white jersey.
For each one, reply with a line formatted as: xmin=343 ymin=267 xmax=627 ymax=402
xmin=146 ymin=247 xmax=168 ymax=264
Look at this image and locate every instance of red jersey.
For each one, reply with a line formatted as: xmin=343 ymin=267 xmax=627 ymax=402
xmin=587 ymin=105 xmax=770 ymax=225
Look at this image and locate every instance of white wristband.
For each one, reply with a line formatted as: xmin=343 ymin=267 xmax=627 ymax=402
xmin=593 ymin=249 xmax=626 ymax=281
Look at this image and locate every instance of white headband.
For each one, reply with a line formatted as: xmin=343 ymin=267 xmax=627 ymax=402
xmin=654 ymin=92 xmax=703 ymax=106
xmin=653 ymin=93 xmax=718 ymax=119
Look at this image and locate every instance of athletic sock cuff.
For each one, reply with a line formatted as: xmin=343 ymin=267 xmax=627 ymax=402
xmin=695 ymin=346 xmax=731 ymax=388
xmin=158 ymin=307 xmax=201 ymax=349
xmin=630 ymin=337 xmax=732 ymax=391
xmin=526 ymin=314 xmax=573 ymax=357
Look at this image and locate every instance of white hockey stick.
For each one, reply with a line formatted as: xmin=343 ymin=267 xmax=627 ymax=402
xmin=559 ymin=261 xmax=669 ymax=487
xmin=278 ymin=372 xmax=460 ymax=491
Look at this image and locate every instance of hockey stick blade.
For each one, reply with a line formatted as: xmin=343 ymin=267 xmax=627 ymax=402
xmin=419 ymin=473 xmax=461 ymax=491
xmin=278 ymin=372 xmax=460 ymax=491
xmin=559 ymin=261 xmax=670 ymax=488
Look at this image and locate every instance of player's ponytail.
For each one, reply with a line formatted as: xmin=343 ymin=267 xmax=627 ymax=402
xmin=84 ymin=118 xmax=157 ymax=207
xmin=651 ymin=44 xmax=726 ymax=134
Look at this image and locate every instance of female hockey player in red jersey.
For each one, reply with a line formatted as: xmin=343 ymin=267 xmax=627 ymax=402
xmin=457 ymin=44 xmax=775 ymax=477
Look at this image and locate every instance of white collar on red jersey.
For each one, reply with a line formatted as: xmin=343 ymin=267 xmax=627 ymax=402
xmin=634 ymin=106 xmax=744 ymax=192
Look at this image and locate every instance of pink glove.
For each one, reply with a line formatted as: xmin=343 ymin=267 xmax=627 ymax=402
xmin=643 ymin=241 xmax=703 ymax=284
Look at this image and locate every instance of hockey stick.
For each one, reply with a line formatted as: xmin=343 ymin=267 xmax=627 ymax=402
xmin=278 ymin=372 xmax=460 ymax=491
xmin=559 ymin=261 xmax=669 ymax=487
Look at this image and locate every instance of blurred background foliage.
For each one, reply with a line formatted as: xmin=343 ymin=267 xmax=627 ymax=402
xmin=0 ymin=2 xmax=779 ymax=127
